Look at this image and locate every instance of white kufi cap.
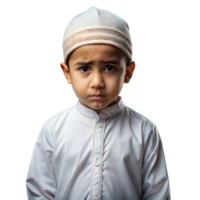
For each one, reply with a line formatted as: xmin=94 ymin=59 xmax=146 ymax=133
xmin=63 ymin=6 xmax=132 ymax=63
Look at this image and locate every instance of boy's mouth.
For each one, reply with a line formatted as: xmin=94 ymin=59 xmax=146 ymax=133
xmin=89 ymin=93 xmax=105 ymax=97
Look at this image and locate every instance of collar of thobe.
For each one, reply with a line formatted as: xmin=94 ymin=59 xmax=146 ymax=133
xmin=76 ymin=96 xmax=124 ymax=120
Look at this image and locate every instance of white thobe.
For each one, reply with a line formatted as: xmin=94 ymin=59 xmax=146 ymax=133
xmin=26 ymin=96 xmax=171 ymax=200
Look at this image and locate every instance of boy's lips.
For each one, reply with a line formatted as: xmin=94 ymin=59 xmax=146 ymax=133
xmin=89 ymin=94 xmax=106 ymax=99
xmin=89 ymin=94 xmax=105 ymax=97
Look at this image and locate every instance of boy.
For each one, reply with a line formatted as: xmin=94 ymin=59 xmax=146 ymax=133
xmin=26 ymin=6 xmax=171 ymax=200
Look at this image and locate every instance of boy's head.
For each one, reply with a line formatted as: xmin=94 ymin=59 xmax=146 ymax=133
xmin=61 ymin=44 xmax=135 ymax=113
xmin=60 ymin=6 xmax=135 ymax=114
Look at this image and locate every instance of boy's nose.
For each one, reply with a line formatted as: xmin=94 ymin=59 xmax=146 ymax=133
xmin=90 ymin=72 xmax=105 ymax=88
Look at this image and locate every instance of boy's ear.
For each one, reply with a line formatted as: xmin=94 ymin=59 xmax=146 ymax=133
xmin=124 ymin=60 xmax=137 ymax=84
xmin=58 ymin=61 xmax=67 ymax=68
xmin=58 ymin=61 xmax=69 ymax=72
xmin=58 ymin=61 xmax=70 ymax=85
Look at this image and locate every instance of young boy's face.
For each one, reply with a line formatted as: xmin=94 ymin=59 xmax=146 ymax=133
xmin=60 ymin=44 xmax=135 ymax=114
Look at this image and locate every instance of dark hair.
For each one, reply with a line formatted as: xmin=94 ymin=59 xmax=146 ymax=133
xmin=125 ymin=55 xmax=130 ymax=66
xmin=66 ymin=52 xmax=73 ymax=73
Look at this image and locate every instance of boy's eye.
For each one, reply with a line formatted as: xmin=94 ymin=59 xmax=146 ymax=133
xmin=79 ymin=66 xmax=90 ymax=72
xmin=79 ymin=65 xmax=116 ymax=72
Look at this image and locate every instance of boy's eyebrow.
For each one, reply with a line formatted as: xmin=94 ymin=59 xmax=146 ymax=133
xmin=74 ymin=60 xmax=119 ymax=66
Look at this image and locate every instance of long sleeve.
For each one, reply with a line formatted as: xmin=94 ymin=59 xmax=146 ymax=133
xmin=26 ymin=119 xmax=56 ymax=200
xmin=141 ymin=122 xmax=171 ymax=200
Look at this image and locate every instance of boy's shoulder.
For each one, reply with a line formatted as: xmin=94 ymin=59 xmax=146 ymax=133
xmin=124 ymin=104 xmax=157 ymax=125
xmin=124 ymin=105 xmax=160 ymax=138
xmin=44 ymin=104 xmax=75 ymax=129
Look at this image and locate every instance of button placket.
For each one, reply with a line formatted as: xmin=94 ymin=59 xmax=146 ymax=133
xmin=91 ymin=120 xmax=104 ymax=200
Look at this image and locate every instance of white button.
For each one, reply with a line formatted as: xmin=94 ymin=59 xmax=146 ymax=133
xmin=95 ymin=160 xmax=100 ymax=166
xmin=97 ymin=123 xmax=102 ymax=128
